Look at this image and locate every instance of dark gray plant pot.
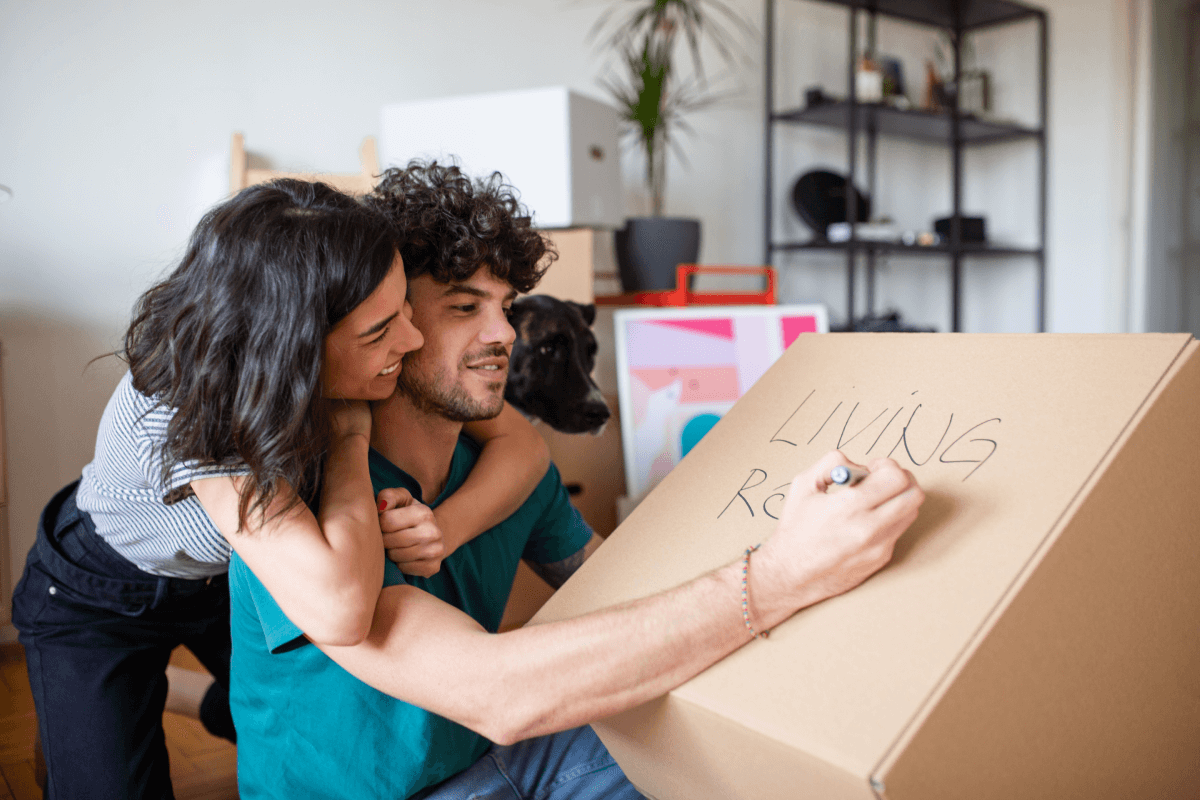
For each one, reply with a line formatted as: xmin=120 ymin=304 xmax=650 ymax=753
xmin=614 ymin=216 xmax=702 ymax=292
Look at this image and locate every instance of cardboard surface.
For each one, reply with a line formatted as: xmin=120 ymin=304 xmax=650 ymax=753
xmin=533 ymin=333 xmax=1199 ymax=798
xmin=538 ymin=228 xmax=602 ymax=305
xmin=882 ymin=339 xmax=1200 ymax=799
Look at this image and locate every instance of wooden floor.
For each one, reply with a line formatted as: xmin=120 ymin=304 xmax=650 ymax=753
xmin=0 ymin=643 xmax=238 ymax=800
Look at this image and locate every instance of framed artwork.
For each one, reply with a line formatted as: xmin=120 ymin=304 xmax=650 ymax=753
xmin=614 ymin=304 xmax=829 ymax=499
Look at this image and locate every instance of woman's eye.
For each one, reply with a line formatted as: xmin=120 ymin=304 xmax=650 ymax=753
xmin=368 ymin=326 xmax=390 ymax=345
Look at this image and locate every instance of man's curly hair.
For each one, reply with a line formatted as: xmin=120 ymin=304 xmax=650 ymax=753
xmin=364 ymin=161 xmax=554 ymax=293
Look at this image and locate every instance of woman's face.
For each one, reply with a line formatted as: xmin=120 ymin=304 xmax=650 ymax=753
xmin=321 ymin=252 xmax=425 ymax=400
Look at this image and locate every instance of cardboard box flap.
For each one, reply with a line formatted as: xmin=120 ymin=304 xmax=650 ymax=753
xmin=534 ymin=333 xmax=1193 ymax=781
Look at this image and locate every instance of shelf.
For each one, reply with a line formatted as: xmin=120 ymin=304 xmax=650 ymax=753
xmin=763 ymin=0 xmax=1048 ymax=331
xmin=800 ymin=0 xmax=1042 ymax=31
xmin=772 ymin=240 xmax=1043 ymax=258
xmin=773 ymin=102 xmax=1042 ymax=145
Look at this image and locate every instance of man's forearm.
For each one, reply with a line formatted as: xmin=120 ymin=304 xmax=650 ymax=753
xmin=493 ymin=558 xmax=778 ymax=742
xmin=319 ymin=452 xmax=923 ymax=745
xmin=320 ymin=554 xmax=783 ymax=746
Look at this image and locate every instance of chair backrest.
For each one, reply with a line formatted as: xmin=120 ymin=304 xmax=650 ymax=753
xmin=229 ymin=132 xmax=379 ymax=196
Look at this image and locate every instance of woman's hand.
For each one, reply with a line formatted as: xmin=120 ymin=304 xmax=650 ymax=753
xmin=377 ymin=487 xmax=446 ymax=578
xmin=329 ymin=399 xmax=372 ymax=441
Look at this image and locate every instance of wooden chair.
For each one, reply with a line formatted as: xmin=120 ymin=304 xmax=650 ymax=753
xmin=229 ymin=132 xmax=379 ymax=196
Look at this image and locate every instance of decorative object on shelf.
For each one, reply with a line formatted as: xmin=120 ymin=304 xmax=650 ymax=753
xmin=957 ymin=71 xmax=991 ymax=115
xmin=922 ymin=60 xmax=951 ymax=112
xmin=591 ymin=0 xmax=753 ymax=291
xmin=934 ymin=214 xmax=987 ymax=243
xmin=900 ymin=230 xmax=943 ymax=247
xmin=764 ymin=0 xmax=1048 ymax=332
xmin=879 ymin=57 xmax=906 ymax=101
xmin=933 ymin=31 xmax=991 ymax=117
xmin=855 ymin=56 xmax=884 ymax=103
xmin=804 ymin=86 xmax=832 ymax=107
xmin=790 ymin=170 xmax=871 ymax=240
xmin=831 ymin=309 xmax=937 ymax=332
xmin=856 ymin=54 xmax=908 ymax=106
xmin=827 ymin=221 xmax=897 ymax=243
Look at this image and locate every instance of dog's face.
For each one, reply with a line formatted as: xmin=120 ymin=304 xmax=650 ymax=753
xmin=505 ymin=295 xmax=611 ymax=434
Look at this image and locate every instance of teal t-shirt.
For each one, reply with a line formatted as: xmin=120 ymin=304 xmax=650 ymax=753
xmin=229 ymin=436 xmax=593 ymax=799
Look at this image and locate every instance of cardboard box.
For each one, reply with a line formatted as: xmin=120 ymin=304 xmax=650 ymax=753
xmin=537 ymin=228 xmax=617 ymax=305
xmin=380 ymin=87 xmax=622 ymax=229
xmin=500 ymin=394 xmax=627 ymax=632
xmin=534 ymin=333 xmax=1200 ymax=799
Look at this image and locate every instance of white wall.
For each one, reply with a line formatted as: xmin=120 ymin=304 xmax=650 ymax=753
xmin=0 ymin=0 xmax=1152 ymax=613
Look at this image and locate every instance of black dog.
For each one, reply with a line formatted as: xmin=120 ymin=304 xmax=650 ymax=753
xmin=505 ymin=295 xmax=611 ymax=435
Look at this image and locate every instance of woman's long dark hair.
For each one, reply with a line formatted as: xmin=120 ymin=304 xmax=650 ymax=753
xmin=124 ymin=179 xmax=397 ymax=528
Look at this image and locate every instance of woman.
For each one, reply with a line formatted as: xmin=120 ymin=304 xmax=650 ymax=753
xmin=12 ymin=179 xmax=549 ymax=799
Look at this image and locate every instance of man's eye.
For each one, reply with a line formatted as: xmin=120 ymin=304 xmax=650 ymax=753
xmin=452 ymin=304 xmax=477 ymax=313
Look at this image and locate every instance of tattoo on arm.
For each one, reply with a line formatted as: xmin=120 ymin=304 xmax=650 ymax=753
xmin=527 ymin=547 xmax=589 ymax=590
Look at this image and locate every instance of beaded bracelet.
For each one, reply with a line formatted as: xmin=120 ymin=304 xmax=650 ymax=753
xmin=741 ymin=545 xmax=769 ymax=640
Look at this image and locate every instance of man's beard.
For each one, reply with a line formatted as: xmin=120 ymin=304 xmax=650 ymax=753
xmin=395 ymin=346 xmax=508 ymax=422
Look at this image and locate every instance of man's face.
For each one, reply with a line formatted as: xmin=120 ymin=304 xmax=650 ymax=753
xmin=396 ymin=269 xmax=517 ymax=422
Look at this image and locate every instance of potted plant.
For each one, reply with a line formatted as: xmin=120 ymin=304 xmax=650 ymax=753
xmin=592 ymin=0 xmax=752 ymax=291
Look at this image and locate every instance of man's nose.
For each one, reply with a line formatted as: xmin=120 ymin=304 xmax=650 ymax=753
xmin=483 ymin=310 xmax=516 ymax=347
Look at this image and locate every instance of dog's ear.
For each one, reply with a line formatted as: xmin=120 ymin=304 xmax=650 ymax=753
xmin=569 ymin=301 xmax=597 ymax=326
xmin=507 ymin=297 xmax=532 ymax=327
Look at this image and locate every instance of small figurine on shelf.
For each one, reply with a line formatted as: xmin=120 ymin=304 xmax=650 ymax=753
xmin=922 ymin=60 xmax=950 ymax=112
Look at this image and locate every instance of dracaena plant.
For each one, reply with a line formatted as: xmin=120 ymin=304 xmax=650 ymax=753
xmin=592 ymin=0 xmax=753 ymax=216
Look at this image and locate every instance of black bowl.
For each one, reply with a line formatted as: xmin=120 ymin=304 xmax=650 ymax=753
xmin=790 ymin=170 xmax=871 ymax=238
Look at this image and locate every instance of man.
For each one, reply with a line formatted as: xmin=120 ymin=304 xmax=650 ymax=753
xmin=227 ymin=163 xmax=924 ymax=799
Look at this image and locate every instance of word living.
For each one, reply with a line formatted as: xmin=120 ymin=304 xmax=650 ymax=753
xmin=719 ymin=389 xmax=1000 ymax=521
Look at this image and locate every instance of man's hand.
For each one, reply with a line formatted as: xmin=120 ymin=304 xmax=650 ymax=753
xmin=754 ymin=451 xmax=924 ymax=616
xmin=377 ymin=488 xmax=446 ymax=578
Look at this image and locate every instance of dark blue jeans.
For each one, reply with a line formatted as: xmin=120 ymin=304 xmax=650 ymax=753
xmin=12 ymin=481 xmax=234 ymax=800
xmin=411 ymin=726 xmax=646 ymax=800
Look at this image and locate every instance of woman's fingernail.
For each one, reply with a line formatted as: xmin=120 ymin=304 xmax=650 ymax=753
xmin=378 ymin=499 xmax=387 ymax=512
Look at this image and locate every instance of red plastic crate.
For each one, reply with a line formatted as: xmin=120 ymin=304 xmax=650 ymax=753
xmin=595 ymin=265 xmax=777 ymax=307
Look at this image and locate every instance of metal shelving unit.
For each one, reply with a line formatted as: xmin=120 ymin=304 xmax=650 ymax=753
xmin=763 ymin=0 xmax=1049 ymax=331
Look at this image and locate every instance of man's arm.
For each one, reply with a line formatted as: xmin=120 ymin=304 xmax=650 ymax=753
xmin=318 ymin=451 xmax=923 ymax=746
xmin=526 ymin=533 xmax=604 ymax=589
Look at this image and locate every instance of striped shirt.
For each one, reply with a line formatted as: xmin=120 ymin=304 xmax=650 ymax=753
xmin=76 ymin=371 xmax=251 ymax=579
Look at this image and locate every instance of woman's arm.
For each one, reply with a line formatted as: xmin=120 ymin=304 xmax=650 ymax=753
xmin=424 ymin=402 xmax=550 ymax=553
xmin=193 ymin=400 xmax=384 ymax=646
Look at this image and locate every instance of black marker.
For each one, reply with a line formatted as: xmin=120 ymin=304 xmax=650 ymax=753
xmin=829 ymin=465 xmax=869 ymax=488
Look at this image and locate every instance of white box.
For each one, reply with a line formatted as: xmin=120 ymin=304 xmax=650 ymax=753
xmin=380 ymin=87 xmax=623 ymax=229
